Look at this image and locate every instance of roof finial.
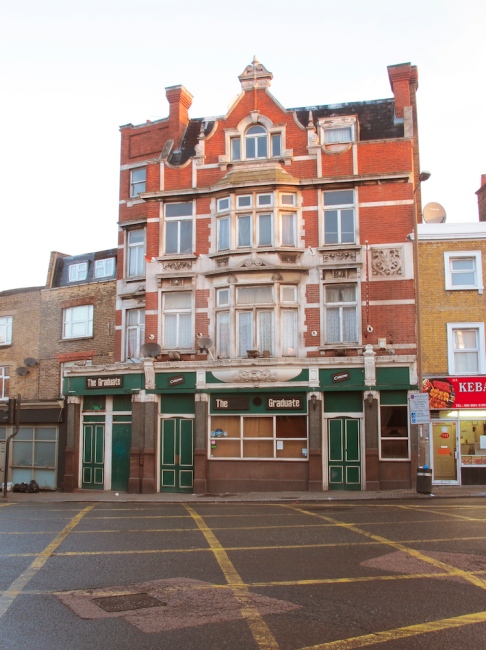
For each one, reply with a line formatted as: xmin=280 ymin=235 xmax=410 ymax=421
xmin=239 ymin=58 xmax=273 ymax=91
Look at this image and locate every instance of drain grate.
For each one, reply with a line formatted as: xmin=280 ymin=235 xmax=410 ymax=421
xmin=92 ymin=593 xmax=167 ymax=613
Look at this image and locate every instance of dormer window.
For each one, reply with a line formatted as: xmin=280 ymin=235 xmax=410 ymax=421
xmin=319 ymin=116 xmax=357 ymax=150
xmin=324 ymin=126 xmax=353 ymax=144
xmin=230 ymin=124 xmax=282 ymax=161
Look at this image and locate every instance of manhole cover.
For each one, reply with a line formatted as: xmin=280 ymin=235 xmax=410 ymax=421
xmin=92 ymin=593 xmax=167 ymax=613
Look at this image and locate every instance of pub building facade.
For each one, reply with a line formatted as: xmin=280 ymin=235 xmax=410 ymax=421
xmin=63 ymin=59 xmax=423 ymax=493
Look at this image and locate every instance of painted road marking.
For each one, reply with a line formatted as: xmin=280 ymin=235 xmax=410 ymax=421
xmin=298 ymin=610 xmax=486 ymax=649
xmin=286 ymin=505 xmax=486 ymax=590
xmin=0 ymin=504 xmax=96 ymax=619
xmin=185 ymin=504 xmax=280 ymax=650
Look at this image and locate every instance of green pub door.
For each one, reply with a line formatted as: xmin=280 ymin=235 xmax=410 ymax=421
xmin=328 ymin=418 xmax=361 ymax=490
xmin=160 ymin=418 xmax=194 ymax=492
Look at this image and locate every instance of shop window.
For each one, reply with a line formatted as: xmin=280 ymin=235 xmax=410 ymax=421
xmin=447 ymin=323 xmax=486 ymax=375
xmin=127 ymin=229 xmax=145 ymax=277
xmin=444 ymin=251 xmax=483 ymax=291
xmin=323 ymin=190 xmax=355 ymax=244
xmin=380 ymin=405 xmax=410 ymax=460
xmin=209 ymin=415 xmax=307 ymax=459
xmin=11 ymin=427 xmax=58 ymax=489
xmin=165 ymin=202 xmax=193 ymax=254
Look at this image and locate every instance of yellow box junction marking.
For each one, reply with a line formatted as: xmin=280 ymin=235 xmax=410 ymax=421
xmin=0 ymin=504 xmax=96 ymax=619
xmin=184 ymin=504 xmax=279 ymax=650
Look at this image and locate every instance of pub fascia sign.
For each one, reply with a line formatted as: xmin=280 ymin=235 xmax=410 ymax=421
xmin=266 ymin=396 xmax=303 ymax=410
xmin=86 ymin=376 xmax=123 ymax=389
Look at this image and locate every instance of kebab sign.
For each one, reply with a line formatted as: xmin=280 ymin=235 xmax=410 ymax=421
xmin=423 ymin=377 xmax=486 ymax=409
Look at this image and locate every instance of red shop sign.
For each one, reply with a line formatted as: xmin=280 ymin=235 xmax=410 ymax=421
xmin=423 ymin=377 xmax=486 ymax=409
xmin=440 ymin=432 xmax=450 ymax=439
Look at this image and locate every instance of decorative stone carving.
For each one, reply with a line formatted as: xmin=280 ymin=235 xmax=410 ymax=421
xmin=322 ymin=251 xmax=357 ymax=264
xmin=238 ymin=57 xmax=273 ymax=90
xmin=216 ymin=257 xmax=229 ymax=267
xmin=143 ymin=358 xmax=156 ymax=390
xmin=162 ymin=260 xmax=193 ymax=271
xmin=371 ymin=247 xmax=403 ymax=276
xmin=333 ymin=270 xmax=348 ymax=279
xmin=234 ymin=369 xmax=277 ymax=382
xmin=243 ymin=258 xmax=265 ymax=267
xmin=363 ymin=344 xmax=376 ymax=386
xmin=271 ymin=273 xmax=283 ymax=281
xmin=170 ymin=278 xmax=183 ymax=286
xmin=279 ymin=253 xmax=298 ymax=264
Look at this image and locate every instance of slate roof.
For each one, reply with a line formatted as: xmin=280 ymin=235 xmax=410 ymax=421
xmin=167 ymin=98 xmax=402 ymax=166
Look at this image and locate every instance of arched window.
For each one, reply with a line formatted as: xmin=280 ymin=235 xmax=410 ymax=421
xmin=245 ymin=125 xmax=268 ymax=159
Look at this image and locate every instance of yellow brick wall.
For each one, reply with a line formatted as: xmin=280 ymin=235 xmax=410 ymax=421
xmin=419 ymin=239 xmax=486 ymax=376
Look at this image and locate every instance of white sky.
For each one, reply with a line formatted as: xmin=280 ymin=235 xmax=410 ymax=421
xmin=1 ymin=0 xmax=485 ymax=291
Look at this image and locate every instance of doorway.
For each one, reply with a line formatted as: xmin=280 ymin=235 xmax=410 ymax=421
xmin=432 ymin=422 xmax=458 ymax=482
xmin=160 ymin=418 xmax=194 ymax=492
xmin=328 ymin=417 xmax=361 ymax=490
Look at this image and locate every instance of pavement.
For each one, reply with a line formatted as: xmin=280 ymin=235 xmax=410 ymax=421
xmin=3 ymin=484 xmax=486 ymax=504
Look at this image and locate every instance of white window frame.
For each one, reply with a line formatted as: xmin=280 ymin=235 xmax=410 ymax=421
xmin=324 ymin=284 xmax=359 ymax=345
xmin=230 ymin=125 xmax=283 ymax=162
xmin=62 ymin=305 xmax=94 ymax=340
xmin=125 ymin=308 xmax=145 ymax=361
xmin=323 ymin=189 xmax=356 ymax=245
xmin=318 ymin=116 xmax=357 ymax=146
xmin=162 ymin=291 xmax=193 ymax=350
xmin=94 ymin=258 xmax=115 ymax=278
xmin=0 ymin=316 xmax=13 ymax=345
xmin=130 ymin=167 xmax=146 ymax=197
xmin=164 ymin=202 xmax=194 ymax=255
xmin=127 ymin=229 xmax=145 ymax=277
xmin=68 ymin=263 xmax=88 ymax=282
xmin=0 ymin=366 xmax=9 ymax=400
xmin=444 ymin=251 xmax=483 ymax=292
xmin=447 ymin=322 xmax=486 ymax=375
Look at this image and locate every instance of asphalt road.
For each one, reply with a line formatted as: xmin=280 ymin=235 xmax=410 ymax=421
xmin=1 ymin=498 xmax=486 ymax=649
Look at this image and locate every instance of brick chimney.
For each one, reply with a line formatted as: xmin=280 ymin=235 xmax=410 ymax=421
xmin=387 ymin=63 xmax=418 ymax=119
xmin=165 ymin=85 xmax=193 ymax=148
xmin=477 ymin=174 xmax=486 ymax=222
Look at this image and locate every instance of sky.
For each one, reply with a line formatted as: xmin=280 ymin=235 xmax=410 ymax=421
xmin=1 ymin=0 xmax=485 ymax=291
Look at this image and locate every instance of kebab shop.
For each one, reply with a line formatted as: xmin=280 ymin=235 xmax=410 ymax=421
xmin=423 ymin=377 xmax=486 ymax=485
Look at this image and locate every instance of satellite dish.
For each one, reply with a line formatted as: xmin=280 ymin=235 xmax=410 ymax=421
xmin=24 ymin=357 xmax=38 ymax=367
xmin=140 ymin=342 xmax=162 ymax=358
xmin=197 ymin=337 xmax=213 ymax=351
xmin=423 ymin=202 xmax=446 ymax=223
xmin=15 ymin=366 xmax=29 ymax=376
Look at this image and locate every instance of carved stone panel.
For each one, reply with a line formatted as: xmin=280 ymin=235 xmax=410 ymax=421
xmin=371 ymin=247 xmax=403 ymax=277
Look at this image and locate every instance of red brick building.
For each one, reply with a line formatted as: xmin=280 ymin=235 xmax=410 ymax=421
xmin=65 ymin=59 xmax=424 ymax=493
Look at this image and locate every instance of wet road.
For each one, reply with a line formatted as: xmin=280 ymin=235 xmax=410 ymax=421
xmin=1 ymin=498 xmax=486 ymax=649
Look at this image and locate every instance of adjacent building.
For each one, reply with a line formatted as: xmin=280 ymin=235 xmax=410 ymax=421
xmin=64 ymin=59 xmax=425 ymax=493
xmin=419 ymin=182 xmax=486 ymax=485
xmin=0 ymin=249 xmax=117 ymax=489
